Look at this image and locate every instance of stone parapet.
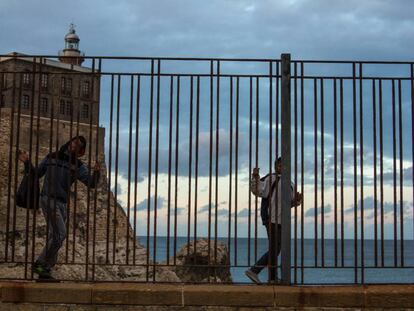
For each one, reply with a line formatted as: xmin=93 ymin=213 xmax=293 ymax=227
xmin=0 ymin=282 xmax=413 ymax=310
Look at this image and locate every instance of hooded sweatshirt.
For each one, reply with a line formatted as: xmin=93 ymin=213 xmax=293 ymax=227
xmin=35 ymin=144 xmax=100 ymax=203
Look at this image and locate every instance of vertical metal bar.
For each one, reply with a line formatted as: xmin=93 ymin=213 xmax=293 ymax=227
xmin=320 ymin=78 xmax=325 ymax=268
xmin=293 ymin=62 xmax=297 ymax=283
xmin=173 ymin=75 xmax=180 ymax=265
xmin=379 ymin=79 xmax=385 ymax=267
xmin=72 ymin=84 xmax=81 ymax=263
xmin=280 ymin=53 xmax=291 ymax=284
xmin=194 ymin=76 xmax=200 ymax=264
xmin=4 ymin=65 xmax=16 ymax=262
xmin=340 ymin=78 xmax=345 ymax=267
xmin=91 ymin=58 xmax=102 ymax=280
xmin=235 ymin=77 xmax=240 ymax=267
xmin=24 ymin=60 xmax=37 ymax=278
xmin=275 ymin=61 xmax=281 ymax=278
xmin=300 ymin=62 xmax=305 ymax=283
xmin=153 ymin=59 xmax=161 ymax=281
xmin=65 ymin=71 xmax=74 ymax=264
xmin=268 ymin=61 xmax=274 ymax=283
xmin=313 ymin=78 xmax=318 ymax=267
xmin=372 ymin=79 xmax=378 ymax=267
xmin=398 ymin=79 xmax=404 ymax=267
xmin=166 ymin=76 xmax=173 ymax=264
xmin=359 ymin=63 xmax=364 ymax=283
xmin=334 ymin=78 xmax=338 ymax=267
xmin=228 ymin=77 xmax=233 ymax=258
xmin=276 ymin=61 xmax=280 ymax=159
xmin=249 ymin=76 xmax=254 ymax=264
xmin=352 ymin=63 xmax=358 ymax=283
xmin=105 ymin=75 xmax=114 ymax=264
xmin=126 ymin=74 xmax=134 ymax=265
xmin=255 ymin=76 xmax=259 ymax=269
xmin=214 ymin=61 xmax=220 ymax=267
xmin=133 ymin=75 xmax=141 ymax=264
xmin=146 ymin=61 xmax=154 ymax=279
xmin=392 ymin=79 xmax=397 ymax=267
xmin=113 ymin=74 xmax=121 ymax=265
xmin=31 ymin=58 xmax=42 ymax=278
xmin=411 ymin=65 xmax=414 ymax=263
xmin=187 ymin=75 xmax=193 ymax=257
xmin=274 ymin=64 xmax=280 ymax=282
xmin=85 ymin=60 xmax=96 ymax=281
xmin=208 ymin=61 xmax=213 ymax=267
xmin=46 ymin=63 xmax=56 ymax=269
xmin=12 ymin=71 xmax=23 ymax=263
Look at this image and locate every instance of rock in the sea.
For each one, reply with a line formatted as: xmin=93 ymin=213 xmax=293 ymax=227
xmin=172 ymin=238 xmax=232 ymax=283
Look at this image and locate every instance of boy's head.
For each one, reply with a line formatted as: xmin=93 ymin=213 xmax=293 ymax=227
xmin=274 ymin=157 xmax=282 ymax=174
xmin=68 ymin=136 xmax=86 ymax=157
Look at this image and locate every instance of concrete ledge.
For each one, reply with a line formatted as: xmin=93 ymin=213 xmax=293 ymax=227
xmin=92 ymin=283 xmax=182 ymax=305
xmin=0 ymin=282 xmax=413 ymax=308
xmin=274 ymin=285 xmax=365 ymax=308
xmin=183 ymin=284 xmax=274 ymax=307
xmin=1 ymin=282 xmax=92 ymax=304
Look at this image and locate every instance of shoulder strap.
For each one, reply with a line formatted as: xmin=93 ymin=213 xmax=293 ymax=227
xmin=268 ymin=174 xmax=279 ymax=198
xmin=260 ymin=173 xmax=270 ymax=181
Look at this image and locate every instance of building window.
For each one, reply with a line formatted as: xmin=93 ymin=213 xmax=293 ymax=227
xmin=82 ymin=81 xmax=90 ymax=97
xmin=65 ymin=101 xmax=72 ymax=116
xmin=60 ymin=100 xmax=65 ymax=114
xmin=61 ymin=77 xmax=73 ymax=94
xmin=1 ymin=73 xmax=6 ymax=89
xmin=22 ymin=95 xmax=30 ymax=109
xmin=41 ymin=74 xmax=48 ymax=89
xmin=23 ymin=73 xmax=31 ymax=86
xmin=81 ymin=103 xmax=89 ymax=119
xmin=60 ymin=99 xmax=72 ymax=115
xmin=66 ymin=78 xmax=72 ymax=92
xmin=40 ymin=98 xmax=48 ymax=113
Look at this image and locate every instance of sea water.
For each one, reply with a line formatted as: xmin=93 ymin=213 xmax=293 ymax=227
xmin=140 ymin=236 xmax=414 ymax=284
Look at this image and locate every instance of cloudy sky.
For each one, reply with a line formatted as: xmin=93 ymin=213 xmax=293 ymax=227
xmin=1 ymin=1 xmax=413 ymax=251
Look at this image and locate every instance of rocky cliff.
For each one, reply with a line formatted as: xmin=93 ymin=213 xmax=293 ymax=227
xmin=0 ymin=108 xmax=231 ymax=283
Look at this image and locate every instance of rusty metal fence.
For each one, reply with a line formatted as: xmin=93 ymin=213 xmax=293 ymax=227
xmin=0 ymin=54 xmax=413 ymax=284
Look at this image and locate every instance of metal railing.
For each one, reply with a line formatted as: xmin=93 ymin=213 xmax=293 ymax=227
xmin=0 ymin=54 xmax=413 ymax=284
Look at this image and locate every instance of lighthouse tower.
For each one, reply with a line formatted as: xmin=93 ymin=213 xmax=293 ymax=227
xmin=58 ymin=24 xmax=85 ymax=65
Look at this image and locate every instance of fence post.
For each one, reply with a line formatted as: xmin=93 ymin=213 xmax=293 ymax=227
xmin=281 ymin=53 xmax=291 ymax=284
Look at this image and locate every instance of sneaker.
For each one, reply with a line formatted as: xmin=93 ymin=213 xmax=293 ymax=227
xmin=33 ymin=262 xmax=53 ymax=279
xmin=245 ymin=269 xmax=261 ymax=285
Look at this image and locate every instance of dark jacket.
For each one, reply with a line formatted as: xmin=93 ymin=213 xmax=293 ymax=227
xmin=36 ymin=149 xmax=100 ymax=203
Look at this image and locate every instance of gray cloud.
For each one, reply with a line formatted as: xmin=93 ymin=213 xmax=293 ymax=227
xmin=344 ymin=196 xmax=412 ymax=217
xmin=237 ymin=208 xmax=250 ymax=217
xmin=2 ymin=0 xmax=413 ymax=60
xmin=305 ymin=204 xmax=332 ymax=218
xmin=134 ymin=195 xmax=165 ymax=211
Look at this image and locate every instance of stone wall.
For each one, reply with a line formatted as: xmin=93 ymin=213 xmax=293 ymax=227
xmin=0 ymin=283 xmax=413 ymax=310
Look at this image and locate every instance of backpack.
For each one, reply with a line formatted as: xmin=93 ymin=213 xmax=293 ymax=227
xmin=16 ymin=161 xmax=40 ymax=209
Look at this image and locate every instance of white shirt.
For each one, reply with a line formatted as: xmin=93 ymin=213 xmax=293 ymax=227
xmin=250 ymin=173 xmax=295 ymax=224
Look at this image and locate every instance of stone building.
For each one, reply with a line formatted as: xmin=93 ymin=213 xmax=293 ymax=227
xmin=0 ymin=24 xmax=103 ymax=154
xmin=0 ymin=24 xmax=99 ymax=126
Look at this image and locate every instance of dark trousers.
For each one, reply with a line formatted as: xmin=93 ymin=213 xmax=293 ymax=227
xmin=250 ymin=223 xmax=281 ymax=281
xmin=36 ymin=195 xmax=67 ymax=270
